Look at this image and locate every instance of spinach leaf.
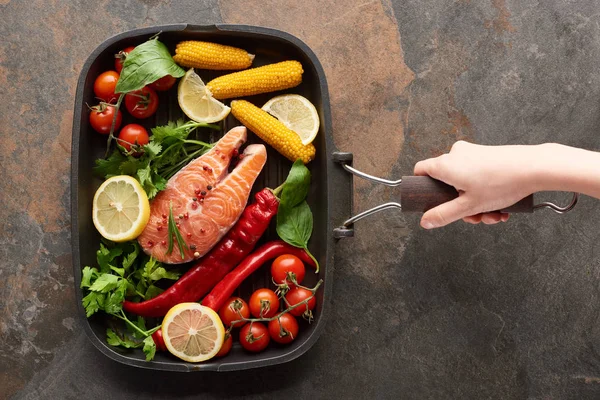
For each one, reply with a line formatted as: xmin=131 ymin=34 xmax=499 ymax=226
xmin=115 ymin=38 xmax=185 ymax=94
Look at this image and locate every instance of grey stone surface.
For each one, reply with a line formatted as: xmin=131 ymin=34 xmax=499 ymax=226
xmin=3 ymin=0 xmax=600 ymax=399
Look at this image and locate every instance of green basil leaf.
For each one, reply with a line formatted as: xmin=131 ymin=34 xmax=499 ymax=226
xmin=280 ymin=160 xmax=310 ymax=208
xmin=115 ymin=38 xmax=185 ymax=93
xmin=276 ymin=201 xmax=313 ymax=248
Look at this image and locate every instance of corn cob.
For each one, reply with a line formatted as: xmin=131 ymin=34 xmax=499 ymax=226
xmin=172 ymin=41 xmax=254 ymax=70
xmin=231 ymin=100 xmax=315 ymax=164
xmin=207 ymin=61 xmax=303 ymax=100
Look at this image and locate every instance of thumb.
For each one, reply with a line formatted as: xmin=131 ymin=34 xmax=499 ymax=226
xmin=420 ymin=196 xmax=471 ymax=229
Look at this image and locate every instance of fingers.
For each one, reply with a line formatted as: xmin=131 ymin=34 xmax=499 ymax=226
xmin=414 ymin=155 xmax=448 ymax=181
xmin=463 ymin=214 xmax=483 ymax=224
xmin=481 ymin=213 xmax=503 ymax=224
xmin=420 ymin=196 xmax=470 ymax=229
xmin=462 ymin=213 xmax=510 ymax=225
xmin=414 ymin=141 xmax=471 ymax=178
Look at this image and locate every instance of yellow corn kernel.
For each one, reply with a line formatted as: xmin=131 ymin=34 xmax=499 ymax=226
xmin=172 ymin=41 xmax=254 ymax=70
xmin=207 ymin=61 xmax=303 ymax=100
xmin=231 ymin=100 xmax=315 ymax=164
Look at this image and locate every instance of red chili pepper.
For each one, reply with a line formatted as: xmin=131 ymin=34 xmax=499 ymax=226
xmin=122 ymin=189 xmax=279 ymax=317
xmin=202 ymin=241 xmax=315 ymax=311
xmin=151 ymin=329 xmax=167 ymax=352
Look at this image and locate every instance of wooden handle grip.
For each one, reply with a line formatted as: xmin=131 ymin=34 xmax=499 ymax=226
xmin=400 ymin=176 xmax=534 ymax=213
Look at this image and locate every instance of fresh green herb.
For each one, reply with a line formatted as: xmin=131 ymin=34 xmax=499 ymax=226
xmin=105 ymin=312 xmax=161 ymax=361
xmin=280 ymin=159 xmax=311 ymax=207
xmin=95 ymin=119 xmax=219 ymax=199
xmin=143 ymin=336 xmax=157 ymax=361
xmin=167 ymin=202 xmax=188 ymax=259
xmin=277 ymin=201 xmax=313 ymax=248
xmin=115 ymin=37 xmax=185 ymax=94
xmin=81 ymin=240 xmax=181 ymax=360
xmin=107 ymin=328 xmax=140 ymax=349
xmin=276 ymin=160 xmax=320 ymax=271
xmin=129 ymin=252 xmax=181 ymax=302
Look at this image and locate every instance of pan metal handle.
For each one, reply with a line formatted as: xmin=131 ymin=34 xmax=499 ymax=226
xmin=333 ymin=153 xmax=578 ymax=231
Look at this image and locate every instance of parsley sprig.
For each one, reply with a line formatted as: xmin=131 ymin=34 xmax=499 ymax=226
xmin=80 ymin=241 xmax=182 ymax=360
xmin=95 ymin=119 xmax=219 ymax=199
xmin=106 ymin=313 xmax=161 ymax=361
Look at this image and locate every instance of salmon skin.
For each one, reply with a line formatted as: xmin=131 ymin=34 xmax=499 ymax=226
xmin=138 ymin=126 xmax=267 ymax=264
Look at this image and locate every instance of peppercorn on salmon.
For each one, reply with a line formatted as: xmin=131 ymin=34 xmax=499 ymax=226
xmin=231 ymin=100 xmax=316 ymax=164
xmin=138 ymin=127 xmax=267 ymax=264
xmin=206 ymin=61 xmax=303 ymax=100
xmin=173 ymin=41 xmax=254 ymax=70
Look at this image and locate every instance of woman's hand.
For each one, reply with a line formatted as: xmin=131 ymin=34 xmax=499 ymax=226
xmin=414 ymin=141 xmax=544 ymax=229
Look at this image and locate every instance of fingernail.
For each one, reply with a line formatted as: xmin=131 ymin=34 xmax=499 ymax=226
xmin=422 ymin=221 xmax=435 ymax=229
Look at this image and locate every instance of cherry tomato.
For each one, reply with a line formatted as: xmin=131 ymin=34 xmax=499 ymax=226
xmin=239 ymin=322 xmax=270 ymax=352
xmin=216 ymin=333 xmax=232 ymax=357
xmin=149 ymin=75 xmax=177 ymax=91
xmin=249 ymin=288 xmax=280 ymax=318
xmin=124 ymin=86 xmax=159 ymax=119
xmin=114 ymin=46 xmax=135 ymax=73
xmin=93 ymin=71 xmax=119 ymax=103
xmin=117 ymin=124 xmax=149 ymax=152
xmin=89 ymin=103 xmax=122 ymax=135
xmin=219 ymin=297 xmax=250 ymax=328
xmin=271 ymin=254 xmax=306 ymax=286
xmin=285 ymin=287 xmax=316 ymax=317
xmin=151 ymin=329 xmax=167 ymax=352
xmin=268 ymin=313 xmax=299 ymax=344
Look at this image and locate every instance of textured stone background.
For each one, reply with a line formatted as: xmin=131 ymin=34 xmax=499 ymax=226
xmin=3 ymin=0 xmax=600 ymax=399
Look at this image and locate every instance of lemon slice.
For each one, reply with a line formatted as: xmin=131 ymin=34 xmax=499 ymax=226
xmin=92 ymin=175 xmax=150 ymax=242
xmin=262 ymin=94 xmax=320 ymax=145
xmin=162 ymin=303 xmax=225 ymax=363
xmin=178 ymin=69 xmax=231 ymax=123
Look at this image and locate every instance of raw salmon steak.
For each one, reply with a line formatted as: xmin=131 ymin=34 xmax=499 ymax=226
xmin=138 ymin=126 xmax=267 ymax=264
